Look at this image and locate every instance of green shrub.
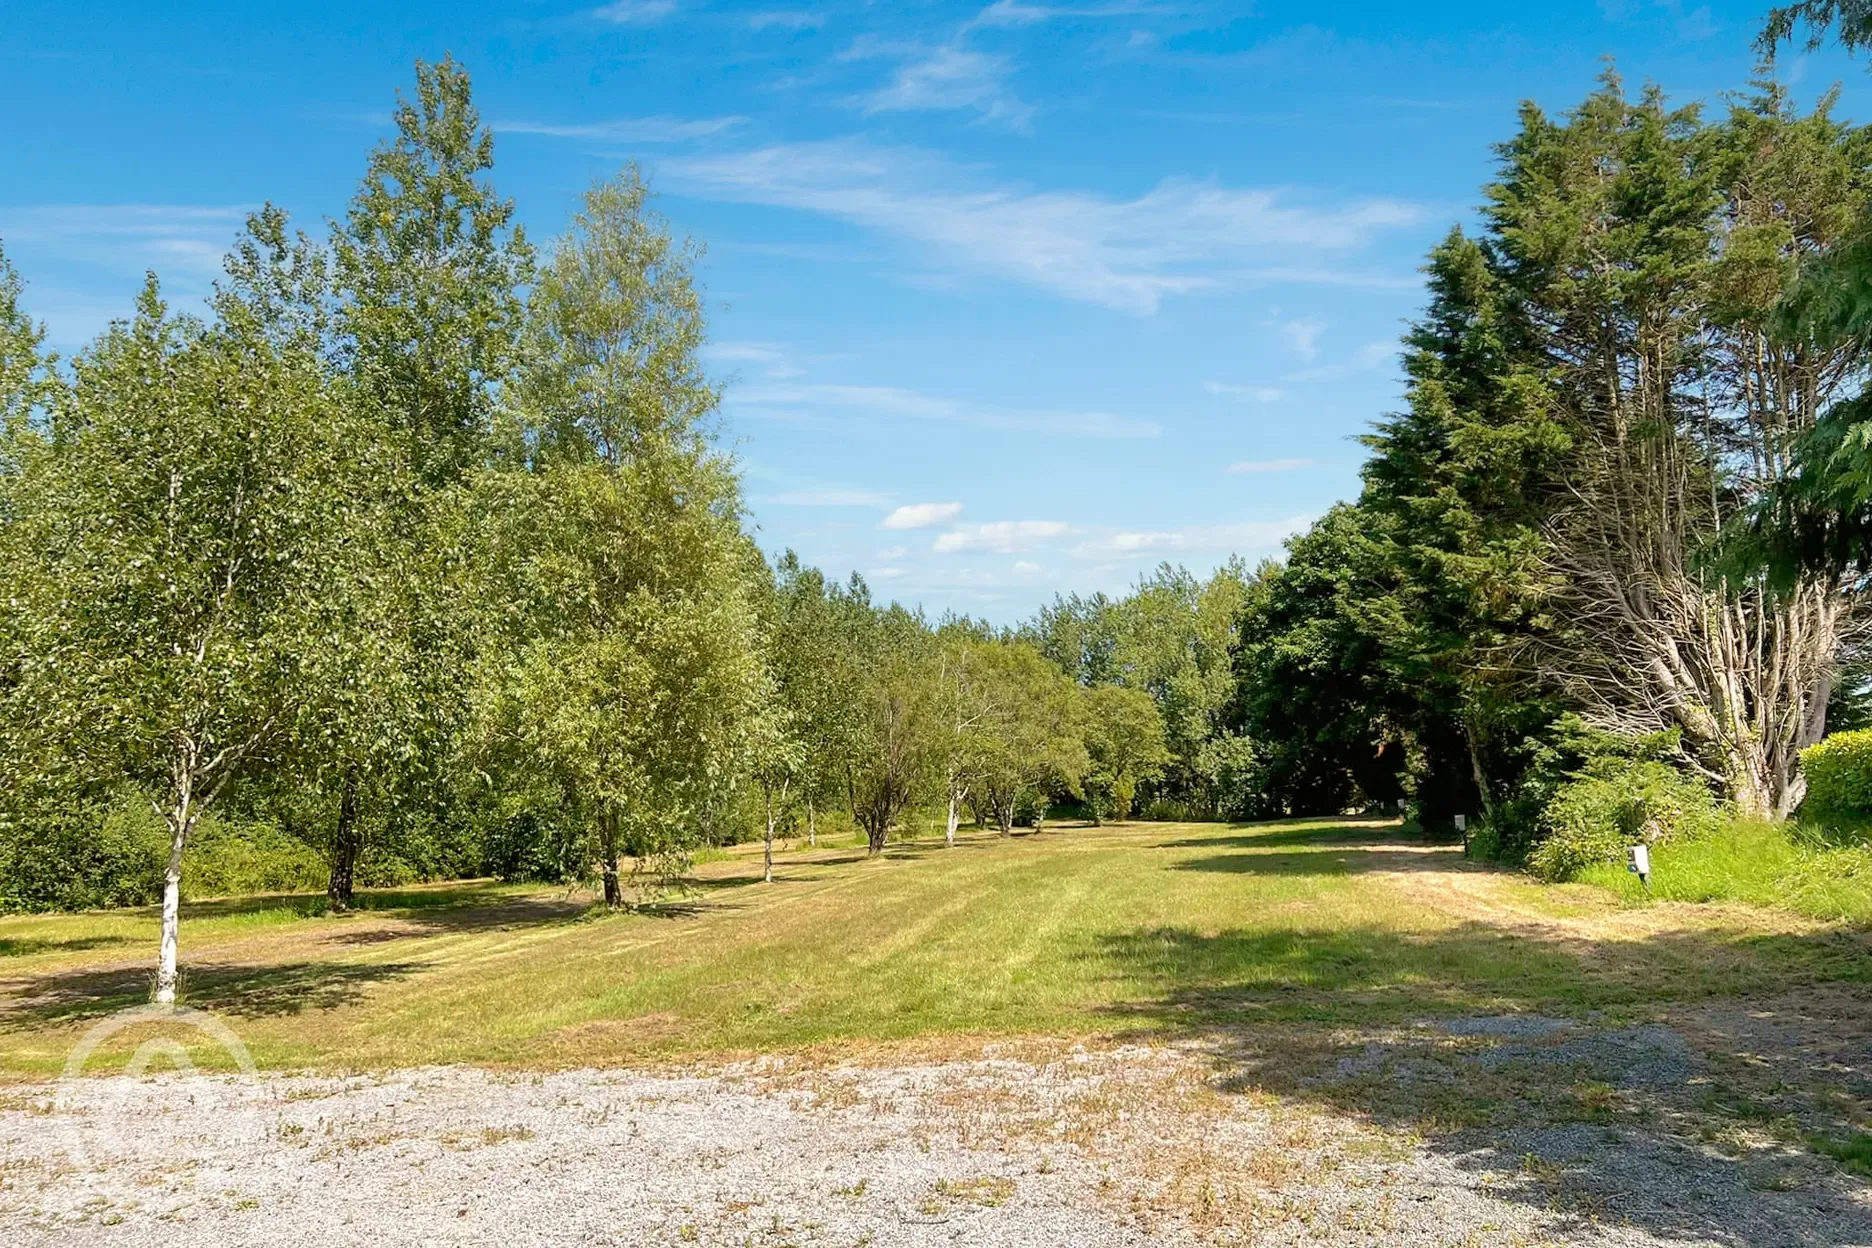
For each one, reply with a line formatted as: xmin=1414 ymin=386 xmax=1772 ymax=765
xmin=185 ymin=817 xmax=326 ymax=898
xmin=1529 ymin=756 xmax=1723 ymax=882
xmin=1800 ymin=729 xmax=1872 ymax=815
xmin=0 ymin=790 xmax=169 ymax=912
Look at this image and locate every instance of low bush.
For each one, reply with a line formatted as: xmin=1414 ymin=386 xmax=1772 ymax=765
xmin=1800 ymin=729 xmax=1872 ymax=815
xmin=1528 ymin=756 xmax=1723 ymax=882
xmin=185 ymin=817 xmax=327 ymax=898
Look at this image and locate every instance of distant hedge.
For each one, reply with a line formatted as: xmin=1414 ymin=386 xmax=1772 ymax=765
xmin=1802 ymin=730 xmax=1872 ymax=815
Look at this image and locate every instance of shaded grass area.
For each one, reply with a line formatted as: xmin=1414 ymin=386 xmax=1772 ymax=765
xmin=1 ymin=817 xmax=1867 ymax=1081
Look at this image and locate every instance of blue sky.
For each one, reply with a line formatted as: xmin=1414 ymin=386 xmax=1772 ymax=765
xmin=4 ymin=1 xmax=1867 ymax=622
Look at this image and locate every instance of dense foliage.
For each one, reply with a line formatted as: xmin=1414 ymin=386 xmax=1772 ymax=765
xmin=1227 ymin=67 xmax=1872 ymax=871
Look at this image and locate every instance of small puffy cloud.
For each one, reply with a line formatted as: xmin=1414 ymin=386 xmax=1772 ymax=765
xmin=1226 ymin=458 xmax=1313 ymax=474
xmin=1205 ymin=382 xmax=1284 ymax=402
xmin=882 ymin=501 xmax=965 ymax=530
xmin=934 ymin=520 xmax=1070 ymax=553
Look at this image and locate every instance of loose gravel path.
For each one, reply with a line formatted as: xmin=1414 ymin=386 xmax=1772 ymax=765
xmin=5 ymin=1037 xmax=1871 ymax=1247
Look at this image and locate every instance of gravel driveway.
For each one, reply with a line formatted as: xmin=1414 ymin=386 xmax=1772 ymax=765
xmin=6 ymin=1033 xmax=1871 ymax=1247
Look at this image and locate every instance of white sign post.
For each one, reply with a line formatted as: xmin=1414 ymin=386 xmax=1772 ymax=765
xmin=1627 ymin=843 xmax=1651 ymax=887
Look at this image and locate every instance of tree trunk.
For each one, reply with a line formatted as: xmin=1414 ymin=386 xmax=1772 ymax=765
xmin=807 ymin=794 xmax=816 ymax=849
xmin=945 ymin=784 xmax=960 ymax=848
xmin=154 ymin=768 xmax=198 ymax=1006
xmin=599 ymin=806 xmax=622 ymax=909
xmin=763 ymin=784 xmax=778 ymax=884
xmin=327 ymin=765 xmax=363 ymax=912
xmin=1464 ymin=730 xmax=1495 ymax=825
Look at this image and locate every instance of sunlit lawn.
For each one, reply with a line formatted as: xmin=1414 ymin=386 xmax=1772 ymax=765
xmin=3 ymin=817 xmax=1867 ymax=1076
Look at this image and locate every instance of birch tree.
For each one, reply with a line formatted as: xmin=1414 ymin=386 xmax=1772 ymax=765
xmin=481 ymin=169 xmax=764 ymax=906
xmin=0 ymin=279 xmax=380 ymax=1001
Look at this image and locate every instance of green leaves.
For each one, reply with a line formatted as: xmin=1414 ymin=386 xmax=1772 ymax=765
xmin=334 ymin=55 xmax=533 ymax=485
xmin=0 ymin=272 xmax=382 ymax=815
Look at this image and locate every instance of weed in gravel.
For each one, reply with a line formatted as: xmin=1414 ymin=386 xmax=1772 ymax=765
xmin=932 ymin=1175 xmax=1014 ymax=1207
xmin=1815 ymin=1130 xmax=1872 ymax=1176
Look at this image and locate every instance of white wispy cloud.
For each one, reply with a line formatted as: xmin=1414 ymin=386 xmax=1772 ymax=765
xmin=882 ymin=502 xmax=965 ymax=530
xmin=1278 ymin=317 xmax=1325 ymax=360
xmin=764 ymin=488 xmax=894 ymax=506
xmin=1226 ymin=458 xmax=1313 ymax=474
xmin=494 ymin=116 xmax=744 ymax=142
xmin=0 ymin=204 xmax=250 ymax=277
xmin=667 ymin=139 xmax=1423 ymax=313
xmin=727 ymin=379 xmax=1159 ymax=438
xmin=848 ymin=42 xmax=1033 ymax=129
xmin=1206 ymin=382 xmax=1284 ymax=402
xmin=1284 ymin=338 xmax=1395 ymax=383
xmin=1071 ymin=516 xmax=1311 ymax=559
xmin=934 ymin=520 xmax=1071 ymax=553
xmin=749 ymin=10 xmax=826 ymax=30
xmin=592 ymin=0 xmax=676 ymax=23
xmin=703 ymin=341 xmax=806 ymax=379
xmin=968 ymin=1 xmax=1167 ymax=28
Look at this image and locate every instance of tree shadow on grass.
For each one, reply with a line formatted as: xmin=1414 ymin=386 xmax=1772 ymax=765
xmin=1155 ymin=818 xmax=1451 ymax=853
xmin=319 ymin=893 xmax=596 ymax=944
xmin=0 ymin=958 xmax=426 ymax=1026
xmin=1172 ymin=845 xmax=1475 ymax=878
xmin=0 ymin=935 xmax=138 ymax=959
xmin=1094 ymin=915 xmax=1872 ymax=1247
xmin=174 ymin=882 xmax=521 ymax=923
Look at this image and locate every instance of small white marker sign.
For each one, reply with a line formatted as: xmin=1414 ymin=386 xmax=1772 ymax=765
xmin=1627 ymin=843 xmax=1651 ymax=885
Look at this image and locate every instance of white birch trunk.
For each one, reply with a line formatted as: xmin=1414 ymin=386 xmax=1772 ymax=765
xmin=155 ymin=773 xmax=195 ymax=1006
xmin=945 ymin=786 xmax=960 ymax=849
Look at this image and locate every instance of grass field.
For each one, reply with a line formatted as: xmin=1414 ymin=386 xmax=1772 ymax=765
xmin=5 ymin=817 xmax=1870 ymax=1085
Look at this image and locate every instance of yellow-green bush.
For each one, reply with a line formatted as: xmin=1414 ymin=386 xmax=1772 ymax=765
xmin=1800 ymin=730 xmax=1872 ymax=815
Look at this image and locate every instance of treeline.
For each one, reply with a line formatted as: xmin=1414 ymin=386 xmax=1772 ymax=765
xmin=1227 ymin=60 xmax=1872 ymax=872
xmin=0 ymin=61 xmax=1266 ymax=998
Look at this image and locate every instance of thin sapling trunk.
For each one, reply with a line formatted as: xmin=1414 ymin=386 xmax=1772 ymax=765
xmin=599 ymin=806 xmax=622 ymax=909
xmin=327 ymin=765 xmax=363 ymax=912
